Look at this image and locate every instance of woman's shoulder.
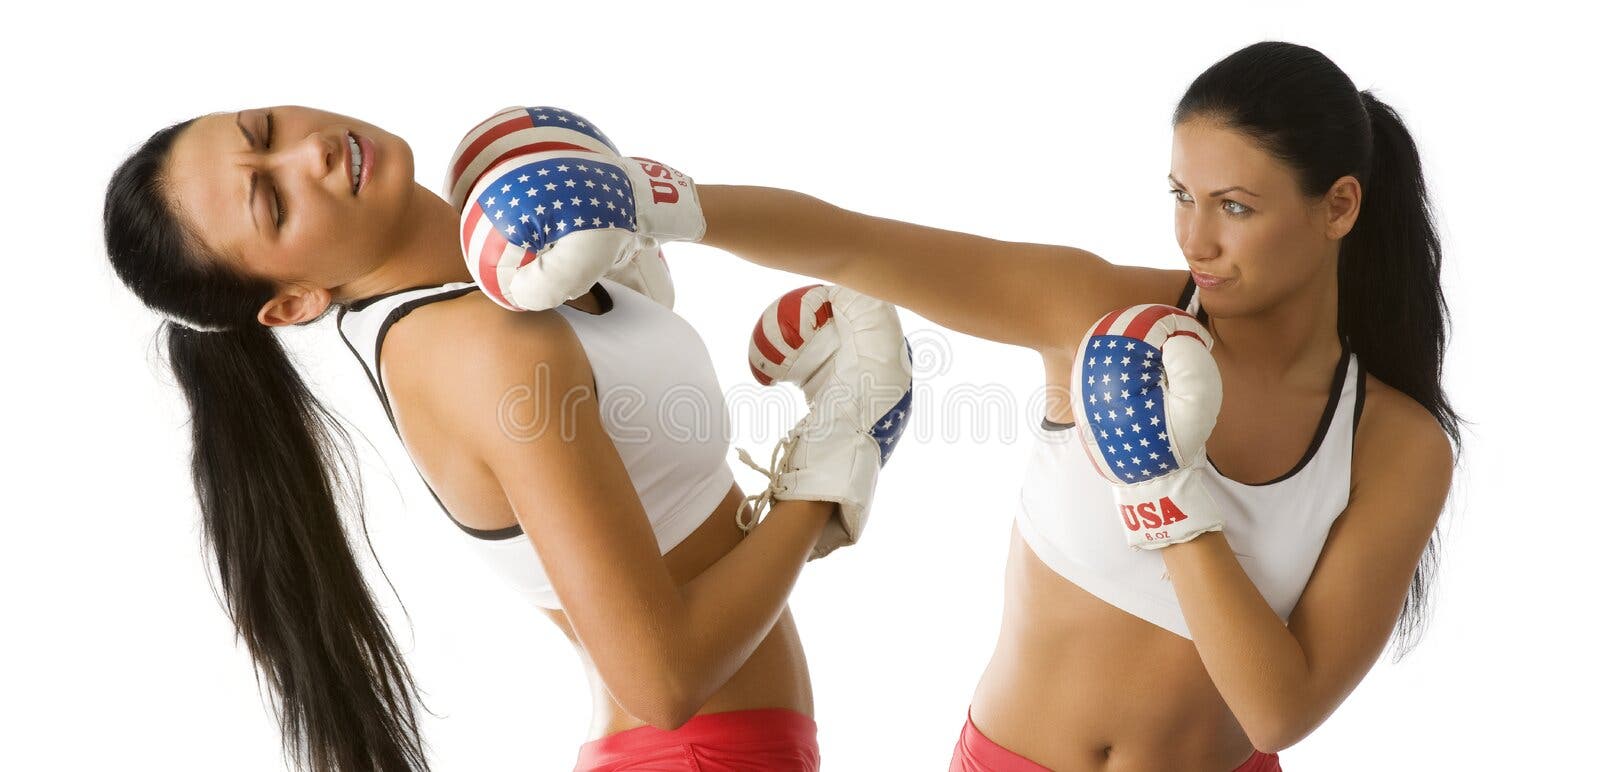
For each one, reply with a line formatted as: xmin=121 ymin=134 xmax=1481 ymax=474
xmin=387 ymin=288 xmax=574 ymax=352
xmin=1351 ymin=370 xmax=1454 ymax=494
xmin=379 ymin=291 xmax=590 ymax=416
xmin=1146 ymin=267 xmax=1198 ymax=307
xmin=1355 ymin=371 xmax=1438 ymax=438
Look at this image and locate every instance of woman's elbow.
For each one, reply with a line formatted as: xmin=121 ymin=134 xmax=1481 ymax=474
xmin=1244 ymin=714 xmax=1313 ymax=755
xmin=610 ymin=666 xmax=702 ymax=731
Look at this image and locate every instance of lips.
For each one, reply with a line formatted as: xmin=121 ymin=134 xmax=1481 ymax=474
xmin=1191 ymin=270 xmax=1231 ymax=288
xmin=356 ymin=134 xmax=372 ymax=193
xmin=343 ymin=131 xmax=357 ymax=193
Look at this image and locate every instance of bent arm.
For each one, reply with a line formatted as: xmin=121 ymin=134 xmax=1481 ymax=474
xmin=1160 ymin=406 xmax=1454 ymax=752
xmin=452 ymin=312 xmax=833 ymax=728
xmin=699 ymin=184 xmax=1177 ymax=352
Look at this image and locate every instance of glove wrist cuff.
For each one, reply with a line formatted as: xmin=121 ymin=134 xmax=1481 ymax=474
xmin=623 ymin=157 xmax=706 ymax=243
xmin=1112 ymin=465 xmax=1224 ymax=549
xmin=775 ymin=431 xmax=881 ymax=542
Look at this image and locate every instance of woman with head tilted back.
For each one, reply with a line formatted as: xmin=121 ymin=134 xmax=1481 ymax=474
xmin=101 ymin=102 xmax=912 ymax=771
xmin=692 ymin=41 xmax=1460 ymax=769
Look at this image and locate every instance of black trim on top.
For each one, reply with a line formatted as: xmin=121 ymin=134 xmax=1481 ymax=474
xmin=346 ymin=281 xmax=468 ymax=313
xmin=1176 ymin=274 xmax=1210 ymax=326
xmin=1177 ymin=274 xmax=1197 ymax=312
xmin=1350 ymin=349 xmax=1366 ymax=462
xmin=1041 ymin=417 xmax=1075 ymax=432
xmin=1207 ymin=338 xmax=1352 ymax=487
xmin=335 ymin=285 xmax=526 ymax=541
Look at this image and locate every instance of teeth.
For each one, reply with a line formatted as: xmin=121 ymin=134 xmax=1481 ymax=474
xmin=347 ymin=135 xmax=363 ymax=191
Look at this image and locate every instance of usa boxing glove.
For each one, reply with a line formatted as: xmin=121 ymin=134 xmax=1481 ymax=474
xmin=1069 ymin=304 xmax=1225 ymax=549
xmin=443 ymin=105 xmax=700 ymax=311
xmin=743 ymin=285 xmax=915 ymax=560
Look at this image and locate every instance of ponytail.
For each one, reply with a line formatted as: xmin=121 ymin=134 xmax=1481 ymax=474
xmin=1175 ymin=42 xmax=1466 ymax=659
xmin=1338 ymin=89 xmax=1462 ymax=657
xmin=106 ymin=115 xmax=433 ymax=769
xmin=165 ymin=319 xmax=431 ymax=771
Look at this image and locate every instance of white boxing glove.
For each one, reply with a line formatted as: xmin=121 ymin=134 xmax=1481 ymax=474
xmin=743 ymin=285 xmax=914 ymax=560
xmin=443 ymin=105 xmax=702 ymax=311
xmin=1069 ymin=304 xmax=1225 ymax=549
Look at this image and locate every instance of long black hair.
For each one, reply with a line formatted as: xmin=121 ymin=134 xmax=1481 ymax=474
xmin=102 ymin=116 xmax=433 ymax=770
xmin=1174 ymin=41 xmax=1464 ymax=659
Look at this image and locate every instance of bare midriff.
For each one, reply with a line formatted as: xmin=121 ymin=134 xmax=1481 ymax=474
xmin=967 ymin=523 xmax=1261 ymax=772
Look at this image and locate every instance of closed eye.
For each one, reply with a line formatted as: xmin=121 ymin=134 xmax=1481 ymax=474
xmin=266 ymin=112 xmax=286 ymax=228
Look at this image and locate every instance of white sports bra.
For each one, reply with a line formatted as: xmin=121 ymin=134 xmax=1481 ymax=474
xmin=335 ymin=278 xmax=735 ymax=610
xmin=1014 ymin=277 xmax=1366 ymax=639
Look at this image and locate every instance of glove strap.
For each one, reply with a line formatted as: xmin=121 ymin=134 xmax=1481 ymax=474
xmin=734 ymin=430 xmax=801 ymax=532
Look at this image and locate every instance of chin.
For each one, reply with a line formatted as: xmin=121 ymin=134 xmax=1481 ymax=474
xmin=394 ymin=135 xmax=416 ymax=179
xmin=1194 ymin=284 xmax=1241 ymax=317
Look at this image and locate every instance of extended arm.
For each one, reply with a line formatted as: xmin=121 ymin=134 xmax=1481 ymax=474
xmin=698 ymin=184 xmax=1180 ymax=352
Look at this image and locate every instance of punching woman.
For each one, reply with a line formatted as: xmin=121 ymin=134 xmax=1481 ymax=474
xmin=100 ymin=102 xmax=911 ymax=771
xmin=678 ymin=41 xmax=1459 ymax=769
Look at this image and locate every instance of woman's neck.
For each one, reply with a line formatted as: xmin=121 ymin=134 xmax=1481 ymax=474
xmin=333 ymin=184 xmax=474 ymax=303
xmin=1208 ymin=263 xmax=1344 ymax=391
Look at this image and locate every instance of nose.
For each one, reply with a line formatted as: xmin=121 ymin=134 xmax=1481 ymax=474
xmin=267 ymin=130 xmax=341 ymax=186
xmin=1176 ymin=209 xmax=1220 ymax=264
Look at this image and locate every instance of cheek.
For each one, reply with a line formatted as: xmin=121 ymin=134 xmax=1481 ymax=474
xmin=1172 ymin=207 xmax=1195 ymax=243
xmin=277 ymin=247 xmax=321 ymax=282
xmin=1240 ymin=219 xmax=1320 ymax=287
xmin=279 ymin=216 xmax=346 ymax=280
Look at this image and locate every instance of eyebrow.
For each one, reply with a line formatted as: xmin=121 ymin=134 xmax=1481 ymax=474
xmin=236 ymin=111 xmax=261 ymax=235
xmin=1167 ymin=174 xmax=1260 ymax=198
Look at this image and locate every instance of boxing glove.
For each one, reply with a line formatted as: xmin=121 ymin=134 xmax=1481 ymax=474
xmin=743 ymin=285 xmax=915 ymax=560
xmin=1069 ymin=304 xmax=1225 ymax=549
xmin=602 ymin=244 xmax=676 ymax=310
xmin=443 ymin=105 xmax=701 ymax=311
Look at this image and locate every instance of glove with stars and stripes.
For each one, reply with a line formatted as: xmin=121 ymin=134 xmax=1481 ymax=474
xmin=742 ymin=285 xmax=915 ymax=561
xmin=443 ymin=105 xmax=700 ymax=312
xmin=1069 ymin=304 xmax=1226 ymax=549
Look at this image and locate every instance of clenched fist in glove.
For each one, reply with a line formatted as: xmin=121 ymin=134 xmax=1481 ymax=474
xmin=1069 ymin=304 xmax=1225 ymax=549
xmin=742 ymin=285 xmax=915 ymax=561
xmin=443 ymin=105 xmax=698 ymax=311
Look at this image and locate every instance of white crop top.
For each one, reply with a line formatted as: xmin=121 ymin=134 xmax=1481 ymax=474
xmin=1014 ymin=277 xmax=1366 ymax=639
xmin=335 ymin=278 xmax=735 ymax=610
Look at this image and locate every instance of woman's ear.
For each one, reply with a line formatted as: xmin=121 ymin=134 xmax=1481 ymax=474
xmin=258 ymin=284 xmax=332 ymax=327
xmin=1323 ymin=174 xmax=1362 ymax=240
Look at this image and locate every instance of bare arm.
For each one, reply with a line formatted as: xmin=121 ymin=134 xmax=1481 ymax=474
xmin=698 ymin=184 xmax=1184 ymax=352
xmin=1159 ymin=397 xmax=1454 ymax=752
xmin=441 ymin=310 xmax=834 ymax=729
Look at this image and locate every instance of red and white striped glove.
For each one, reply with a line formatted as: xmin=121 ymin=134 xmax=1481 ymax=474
xmin=744 ymin=285 xmax=915 ymax=560
xmin=1069 ymin=304 xmax=1225 ymax=549
xmin=443 ymin=105 xmax=697 ymax=311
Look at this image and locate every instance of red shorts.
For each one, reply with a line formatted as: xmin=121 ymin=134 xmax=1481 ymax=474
xmin=573 ymin=707 xmax=820 ymax=771
xmin=949 ymin=708 xmax=1282 ymax=771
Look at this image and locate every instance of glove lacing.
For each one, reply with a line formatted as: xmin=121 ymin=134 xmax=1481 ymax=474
xmin=734 ymin=427 xmax=802 ymax=532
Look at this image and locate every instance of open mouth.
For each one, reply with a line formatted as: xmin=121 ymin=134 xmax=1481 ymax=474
xmin=345 ymin=132 xmax=366 ymax=194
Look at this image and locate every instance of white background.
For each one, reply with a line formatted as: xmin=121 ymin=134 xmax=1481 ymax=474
xmin=4 ymin=2 xmax=1592 ymax=769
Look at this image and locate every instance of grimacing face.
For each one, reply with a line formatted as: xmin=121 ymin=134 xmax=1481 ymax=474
xmin=1168 ymin=117 xmax=1361 ymax=320
xmin=164 ymin=105 xmax=420 ymax=325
